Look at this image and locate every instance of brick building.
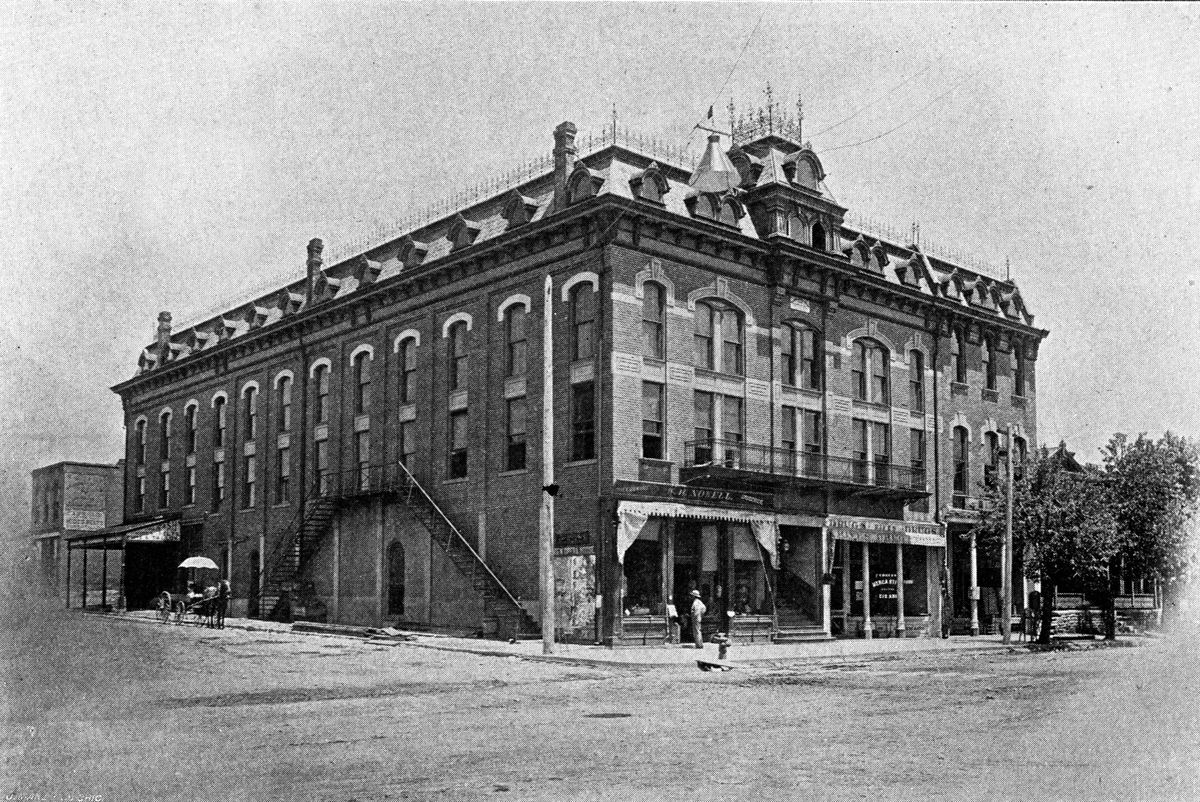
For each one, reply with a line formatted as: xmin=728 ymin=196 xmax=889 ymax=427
xmin=111 ymin=110 xmax=1048 ymax=642
xmin=29 ymin=461 xmax=123 ymax=605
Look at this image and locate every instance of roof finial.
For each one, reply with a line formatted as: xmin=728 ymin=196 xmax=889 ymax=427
xmin=764 ymin=82 xmax=774 ymax=134
xmin=797 ymin=93 xmax=804 ymax=144
xmin=611 ymin=104 xmax=618 ymax=142
xmin=1006 ymin=255 xmax=1011 ymax=281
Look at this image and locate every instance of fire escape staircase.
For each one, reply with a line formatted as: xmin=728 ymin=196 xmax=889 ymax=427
xmin=256 ymin=462 xmax=535 ymax=638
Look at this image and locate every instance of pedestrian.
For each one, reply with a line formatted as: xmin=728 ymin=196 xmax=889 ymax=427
xmin=216 ymin=577 xmax=231 ymax=629
xmin=689 ymin=589 xmax=707 ymax=649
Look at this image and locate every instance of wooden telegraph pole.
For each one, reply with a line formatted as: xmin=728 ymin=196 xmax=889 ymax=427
xmin=540 ymin=274 xmax=556 ymax=654
xmin=1001 ymin=423 xmax=1015 ymax=645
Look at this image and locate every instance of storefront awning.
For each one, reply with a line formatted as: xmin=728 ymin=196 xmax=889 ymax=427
xmin=616 ymin=500 xmax=778 ymax=567
xmin=65 ymin=518 xmax=180 ymax=550
xmin=824 ymin=515 xmax=944 ymax=548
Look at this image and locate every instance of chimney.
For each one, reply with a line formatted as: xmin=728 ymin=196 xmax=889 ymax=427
xmin=552 ymin=121 xmax=577 ymax=211
xmin=156 ymin=311 xmax=172 ymax=364
xmin=306 ymin=238 xmax=324 ymax=307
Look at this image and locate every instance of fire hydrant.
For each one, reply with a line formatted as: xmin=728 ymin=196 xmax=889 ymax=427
xmin=712 ymin=633 xmax=731 ymax=661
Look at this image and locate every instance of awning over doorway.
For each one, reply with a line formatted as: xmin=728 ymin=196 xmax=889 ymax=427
xmin=824 ymin=515 xmax=944 ymax=548
xmin=66 ymin=518 xmax=180 ymax=550
xmin=616 ymin=500 xmax=778 ymax=567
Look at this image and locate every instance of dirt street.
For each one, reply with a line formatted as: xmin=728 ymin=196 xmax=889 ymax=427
xmin=3 ymin=599 xmax=1199 ymax=802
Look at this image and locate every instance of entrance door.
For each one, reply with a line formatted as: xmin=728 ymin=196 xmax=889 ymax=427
xmin=776 ymin=526 xmax=820 ymax=628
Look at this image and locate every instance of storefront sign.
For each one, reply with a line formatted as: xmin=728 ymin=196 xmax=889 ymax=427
xmin=63 ymin=509 xmax=105 ymax=531
xmin=826 ymin=515 xmax=944 ymax=547
xmin=614 ymin=480 xmax=770 ymax=509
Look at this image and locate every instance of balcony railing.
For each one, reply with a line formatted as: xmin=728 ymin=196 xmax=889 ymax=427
xmin=684 ymin=439 xmax=927 ymax=493
xmin=314 ymin=463 xmax=411 ymax=500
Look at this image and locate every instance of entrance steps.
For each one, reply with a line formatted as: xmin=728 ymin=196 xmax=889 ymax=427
xmin=773 ymin=624 xmax=831 ymax=643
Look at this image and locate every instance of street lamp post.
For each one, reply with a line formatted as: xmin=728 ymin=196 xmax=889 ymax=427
xmin=1001 ymin=424 xmax=1014 ymax=645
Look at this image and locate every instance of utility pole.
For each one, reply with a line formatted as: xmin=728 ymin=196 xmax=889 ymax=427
xmin=1002 ymin=423 xmax=1015 ymax=645
xmin=539 ymin=274 xmax=556 ymax=655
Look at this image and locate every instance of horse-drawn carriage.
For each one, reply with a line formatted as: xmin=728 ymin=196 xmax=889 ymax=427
xmin=156 ymin=588 xmax=221 ymax=626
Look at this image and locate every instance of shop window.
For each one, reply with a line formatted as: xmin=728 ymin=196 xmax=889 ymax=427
xmin=732 ymin=524 xmax=768 ymax=615
xmin=505 ymin=305 xmax=527 ymax=377
xmin=570 ymin=283 xmax=596 ymax=361
xmin=570 ymin=381 xmax=595 ymax=461
xmin=622 ymin=519 xmax=662 ymax=615
xmin=642 ymin=381 xmax=664 ymax=459
xmin=448 ymin=410 xmax=468 ymax=478
xmin=387 ymin=542 xmax=406 ymax=616
xmin=642 ymin=282 xmax=665 ymax=359
xmin=506 ymin=397 xmax=526 ymax=471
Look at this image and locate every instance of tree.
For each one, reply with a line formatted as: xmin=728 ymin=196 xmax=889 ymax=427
xmin=974 ymin=446 xmax=1119 ymax=644
xmin=1102 ymin=432 xmax=1200 ymax=626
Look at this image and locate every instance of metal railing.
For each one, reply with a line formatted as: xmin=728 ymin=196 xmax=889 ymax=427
xmin=684 ymin=438 xmax=926 ymax=492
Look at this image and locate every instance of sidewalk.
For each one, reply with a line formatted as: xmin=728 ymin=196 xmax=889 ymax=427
xmin=113 ymin=609 xmax=1022 ymax=668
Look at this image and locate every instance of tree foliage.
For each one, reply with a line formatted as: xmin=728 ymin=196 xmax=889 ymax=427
xmin=1102 ymin=432 xmax=1200 ymax=590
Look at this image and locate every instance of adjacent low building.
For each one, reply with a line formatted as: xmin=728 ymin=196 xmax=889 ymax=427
xmin=111 ymin=107 xmax=1049 ymax=642
xmin=29 ymin=461 xmax=124 ymax=606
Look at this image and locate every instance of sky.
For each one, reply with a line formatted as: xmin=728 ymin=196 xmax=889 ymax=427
xmin=2 ymin=1 xmax=1199 ymax=543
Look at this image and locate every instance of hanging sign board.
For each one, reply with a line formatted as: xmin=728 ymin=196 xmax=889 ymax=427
xmin=826 ymin=515 xmax=944 ymax=547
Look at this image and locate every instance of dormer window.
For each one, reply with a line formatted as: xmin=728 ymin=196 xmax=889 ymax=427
xmin=810 ymin=222 xmax=826 ymax=252
xmin=398 ymin=236 xmax=429 ymax=270
xmin=688 ymin=193 xmax=743 ymax=227
xmin=567 ymin=163 xmax=604 ymax=204
xmin=502 ymin=191 xmax=539 ymax=228
xmin=629 ymin=162 xmax=669 ymax=204
xmin=448 ymin=215 xmax=481 ymax=251
xmin=354 ymin=256 xmax=382 ymax=286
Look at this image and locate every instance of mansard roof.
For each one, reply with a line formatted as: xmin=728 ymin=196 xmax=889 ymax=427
xmin=131 ymin=121 xmax=1040 ymax=376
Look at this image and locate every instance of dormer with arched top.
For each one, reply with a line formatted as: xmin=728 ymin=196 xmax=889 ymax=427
xmin=502 ymin=190 xmax=538 ymax=228
xmin=398 ymin=235 xmax=428 ymax=270
xmin=447 ymin=214 xmax=482 ymax=251
xmin=311 ymin=271 xmax=342 ymax=304
xmin=685 ymin=191 xmax=744 ymax=228
xmin=629 ymin=162 xmax=670 ymax=204
xmin=786 ymin=148 xmax=825 ymax=192
xmin=567 ymin=162 xmax=605 ymax=204
xmin=353 ymin=255 xmax=382 ymax=286
xmin=726 ymin=146 xmax=762 ymax=189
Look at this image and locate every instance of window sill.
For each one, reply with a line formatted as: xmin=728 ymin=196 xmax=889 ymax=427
xmin=565 ymin=458 xmax=598 ymax=467
xmin=443 ymin=477 xmax=469 ymax=485
xmin=498 ymin=468 xmax=529 ymax=477
xmin=851 ymin=399 xmax=889 ymax=410
xmin=982 ymin=388 xmax=999 ymax=403
xmin=782 ymin=382 xmax=823 ymax=395
xmin=1011 ymin=395 xmax=1028 ymax=408
xmin=694 ymin=366 xmax=745 ymax=381
xmin=950 ymin=381 xmax=969 ymax=395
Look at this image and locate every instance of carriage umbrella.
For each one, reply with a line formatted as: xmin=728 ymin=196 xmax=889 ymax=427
xmin=178 ymin=556 xmax=220 ymax=593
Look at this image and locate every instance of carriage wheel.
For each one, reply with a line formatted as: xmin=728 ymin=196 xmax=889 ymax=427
xmin=157 ymin=602 xmax=171 ymax=624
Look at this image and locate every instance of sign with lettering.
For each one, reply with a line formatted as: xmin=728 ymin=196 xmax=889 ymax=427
xmin=63 ymin=509 xmax=105 ymax=531
xmin=826 ymin=515 xmax=944 ymax=547
xmin=666 ymin=364 xmax=695 ymax=386
xmin=614 ymin=480 xmax=771 ymax=509
xmin=611 ymin=351 xmax=642 ymax=378
xmin=746 ymin=379 xmax=770 ymax=401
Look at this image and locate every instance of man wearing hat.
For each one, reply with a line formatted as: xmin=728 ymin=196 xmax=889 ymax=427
xmin=689 ymin=589 xmax=707 ymax=649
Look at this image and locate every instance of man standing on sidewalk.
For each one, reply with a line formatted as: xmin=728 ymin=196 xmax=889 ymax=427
xmin=689 ymin=589 xmax=707 ymax=649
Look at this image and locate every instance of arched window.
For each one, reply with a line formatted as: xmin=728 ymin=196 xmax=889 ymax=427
xmin=159 ymin=411 xmax=171 ymax=461
xmin=642 ymin=281 xmax=665 ymax=359
xmin=908 ymin=350 xmax=925 ymax=412
xmin=852 ymin=339 xmax=889 ymax=404
xmin=448 ymin=321 xmax=469 ymax=391
xmin=398 ymin=338 xmax=417 ymax=403
xmin=569 ymin=282 xmax=596 ymax=361
xmin=135 ymin=419 xmax=147 ymax=465
xmin=694 ymin=300 xmax=743 ymax=375
xmin=213 ymin=396 xmax=227 ymax=448
xmin=184 ymin=405 xmax=198 ymax=456
xmin=1013 ymin=342 xmax=1027 ymax=397
xmin=781 ymin=323 xmax=819 ymax=389
xmin=982 ymin=338 xmax=996 ymax=391
xmin=243 ymin=386 xmax=257 ymax=439
xmin=505 ymin=304 xmax=527 ymax=377
xmin=1013 ymin=435 xmax=1027 ymax=464
xmin=811 ymin=222 xmax=827 ymax=252
xmin=387 ymin=541 xmax=406 ymax=616
xmin=953 ymin=426 xmax=969 ymax=503
xmin=276 ymin=376 xmax=292 ymax=432
xmin=314 ymin=365 xmax=330 ymax=424
xmin=353 ymin=351 xmax=371 ymax=414
xmin=985 ymin=431 xmax=1000 ymax=487
xmin=951 ymin=328 xmax=967 ymax=384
